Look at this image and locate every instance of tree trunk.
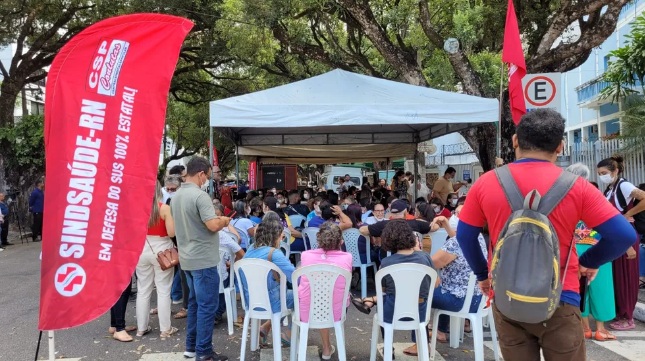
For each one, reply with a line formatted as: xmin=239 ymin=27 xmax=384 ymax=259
xmin=459 ymin=91 xmax=515 ymax=171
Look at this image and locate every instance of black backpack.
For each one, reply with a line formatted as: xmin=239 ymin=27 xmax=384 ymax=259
xmin=608 ymin=179 xmax=645 ymax=236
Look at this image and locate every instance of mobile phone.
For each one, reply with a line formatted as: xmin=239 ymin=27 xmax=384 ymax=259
xmin=579 ymin=276 xmax=588 ymax=313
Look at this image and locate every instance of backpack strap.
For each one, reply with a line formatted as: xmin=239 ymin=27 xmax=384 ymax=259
xmin=494 ymin=166 xmax=524 ymax=212
xmin=536 ymin=171 xmax=579 ymax=216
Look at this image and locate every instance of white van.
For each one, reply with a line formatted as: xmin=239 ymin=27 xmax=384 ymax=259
xmin=320 ymin=166 xmax=363 ymax=193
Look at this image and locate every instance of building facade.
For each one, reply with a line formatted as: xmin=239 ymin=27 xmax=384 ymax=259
xmin=564 ymin=1 xmax=645 ymax=145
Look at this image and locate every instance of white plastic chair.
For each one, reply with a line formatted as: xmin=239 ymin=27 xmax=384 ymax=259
xmin=234 ymin=259 xmax=293 ymax=361
xmin=342 ymin=228 xmax=377 ymax=299
xmin=302 ymin=227 xmax=320 ymax=250
xmin=218 ymin=247 xmax=238 ymax=335
xmin=369 ymin=263 xmax=437 ymax=361
xmin=290 ymin=264 xmax=352 ymax=361
xmin=430 ymin=273 xmax=500 ymax=361
xmin=429 ymin=229 xmax=449 ymax=256
xmin=280 ymin=228 xmax=291 ymax=259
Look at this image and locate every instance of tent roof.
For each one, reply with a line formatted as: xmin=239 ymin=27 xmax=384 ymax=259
xmin=210 ymin=69 xmax=498 ymax=163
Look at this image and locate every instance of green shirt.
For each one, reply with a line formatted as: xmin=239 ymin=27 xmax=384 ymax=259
xmin=170 ymin=182 xmax=220 ymax=270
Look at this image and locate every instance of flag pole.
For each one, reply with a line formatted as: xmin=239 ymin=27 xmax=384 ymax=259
xmin=48 ymin=331 xmax=55 ymax=360
xmin=497 ymin=62 xmax=505 ymax=159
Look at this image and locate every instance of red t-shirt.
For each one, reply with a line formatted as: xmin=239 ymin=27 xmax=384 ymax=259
xmin=459 ymin=161 xmax=618 ymax=294
xmin=434 ymin=208 xmax=452 ymax=219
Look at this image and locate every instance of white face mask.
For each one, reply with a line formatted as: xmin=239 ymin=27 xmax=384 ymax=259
xmin=449 ymin=215 xmax=459 ymax=230
xmin=599 ymin=174 xmax=614 ymax=184
xmin=433 ymin=206 xmax=441 ymax=213
xmin=276 ymin=202 xmax=281 ymax=208
xmin=451 ymin=199 xmax=458 ymax=206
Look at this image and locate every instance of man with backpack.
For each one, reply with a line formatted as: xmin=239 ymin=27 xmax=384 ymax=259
xmin=456 ymin=109 xmax=637 ymax=361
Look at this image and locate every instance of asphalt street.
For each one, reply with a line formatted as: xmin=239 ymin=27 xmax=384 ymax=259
xmin=1 ymin=234 xmax=644 ymax=361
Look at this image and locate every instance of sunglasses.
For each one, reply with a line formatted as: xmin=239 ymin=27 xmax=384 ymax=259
xmin=166 ymin=187 xmax=178 ymax=192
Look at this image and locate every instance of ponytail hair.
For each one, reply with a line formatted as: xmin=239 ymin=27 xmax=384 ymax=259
xmin=148 ymin=182 xmax=163 ymax=228
xmin=597 ymin=155 xmax=624 ymax=175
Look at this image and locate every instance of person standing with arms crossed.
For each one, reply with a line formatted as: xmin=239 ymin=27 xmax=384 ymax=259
xmin=457 ymin=109 xmax=636 ymax=361
xmin=171 ymin=157 xmax=231 ymax=361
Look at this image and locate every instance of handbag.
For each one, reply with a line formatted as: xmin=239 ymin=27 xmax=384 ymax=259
xmin=146 ymin=239 xmax=179 ymax=271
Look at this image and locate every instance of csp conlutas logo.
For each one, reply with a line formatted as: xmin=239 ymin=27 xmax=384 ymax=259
xmin=87 ymin=38 xmax=130 ymax=97
xmin=54 ymin=263 xmax=87 ymax=297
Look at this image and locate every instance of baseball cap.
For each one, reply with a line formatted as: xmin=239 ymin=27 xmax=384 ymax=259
xmin=390 ymin=199 xmax=408 ymax=214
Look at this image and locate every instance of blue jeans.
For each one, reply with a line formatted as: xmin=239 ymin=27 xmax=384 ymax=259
xmin=171 ymin=265 xmax=183 ymax=302
xmin=432 ymin=288 xmax=482 ymax=333
xmin=185 ymin=267 xmax=220 ymax=358
xmin=381 ymin=294 xmax=428 ymax=343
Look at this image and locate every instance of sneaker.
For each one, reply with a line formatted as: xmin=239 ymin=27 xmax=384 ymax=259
xmin=183 ymin=351 xmax=196 ymax=358
xmin=214 ymin=314 xmax=223 ymax=325
xmin=197 ymin=354 xmax=228 ymax=361
xmin=172 ymin=298 xmax=184 ymax=305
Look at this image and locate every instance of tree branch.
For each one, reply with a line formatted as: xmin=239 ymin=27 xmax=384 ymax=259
xmin=528 ymin=1 xmax=628 ymax=72
xmin=535 ymin=0 xmax=623 ymax=56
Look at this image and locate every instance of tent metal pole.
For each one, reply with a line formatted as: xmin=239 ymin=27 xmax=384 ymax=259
xmin=235 ymin=144 xmax=240 ymax=188
xmin=413 ymin=151 xmax=418 ymax=201
xmin=209 ymin=127 xmax=214 ymax=198
xmin=386 ymin=158 xmax=390 ymax=188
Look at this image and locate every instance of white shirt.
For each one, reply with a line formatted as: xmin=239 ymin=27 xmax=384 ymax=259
xmin=365 ymin=216 xmax=385 ymax=225
xmin=606 ymin=179 xmax=637 ymax=213
xmin=230 ymin=218 xmax=256 ymax=248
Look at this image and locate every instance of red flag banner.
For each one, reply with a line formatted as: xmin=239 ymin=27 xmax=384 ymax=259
xmin=502 ymin=0 xmax=526 ymax=125
xmin=248 ymin=161 xmax=257 ymax=190
xmin=40 ymin=14 xmax=193 ymax=330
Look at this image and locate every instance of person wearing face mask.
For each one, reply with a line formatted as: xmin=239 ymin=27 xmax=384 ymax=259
xmin=429 ymin=197 xmax=452 ymax=219
xmin=445 ymin=193 xmax=459 ymax=212
xmin=365 ymin=203 xmax=386 ymax=225
xmin=306 ymin=197 xmax=323 ymax=226
xmin=169 ymin=156 xmax=231 ymax=361
xmin=597 ymin=156 xmax=645 ymax=331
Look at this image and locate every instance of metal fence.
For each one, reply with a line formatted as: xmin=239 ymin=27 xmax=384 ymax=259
xmin=569 ymin=139 xmax=645 ymax=187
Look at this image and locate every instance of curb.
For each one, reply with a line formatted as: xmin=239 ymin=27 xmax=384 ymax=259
xmin=635 ymin=302 xmax=645 ymax=323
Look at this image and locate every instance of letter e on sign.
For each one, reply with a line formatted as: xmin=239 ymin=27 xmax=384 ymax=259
xmin=522 ymin=73 xmax=561 ymax=112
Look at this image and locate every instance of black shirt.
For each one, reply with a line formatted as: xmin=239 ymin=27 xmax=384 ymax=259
xmin=367 ymin=219 xmax=431 ymax=237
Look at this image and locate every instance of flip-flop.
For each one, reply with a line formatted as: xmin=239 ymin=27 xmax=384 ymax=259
xmin=595 ymin=330 xmax=617 ymax=341
xmin=280 ymin=332 xmax=291 ymax=348
xmin=136 ymin=326 xmax=152 ymax=337
xmin=428 ymin=330 xmax=447 ymax=343
xmin=351 ymin=297 xmax=375 ymax=315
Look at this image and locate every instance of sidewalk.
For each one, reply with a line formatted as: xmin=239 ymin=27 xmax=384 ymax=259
xmin=636 ymin=289 xmax=645 ymax=322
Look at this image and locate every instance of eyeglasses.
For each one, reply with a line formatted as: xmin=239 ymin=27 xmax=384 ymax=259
xmin=374 ymin=209 xmax=385 ymax=212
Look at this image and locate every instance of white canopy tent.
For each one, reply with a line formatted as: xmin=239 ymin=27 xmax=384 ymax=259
xmin=209 ymin=69 xmax=499 ymax=164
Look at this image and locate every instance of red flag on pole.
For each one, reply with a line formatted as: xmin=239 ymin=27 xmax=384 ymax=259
xmin=40 ymin=13 xmax=193 ymax=330
xmin=213 ymin=146 xmax=220 ymax=168
xmin=502 ymin=0 xmax=526 ymax=125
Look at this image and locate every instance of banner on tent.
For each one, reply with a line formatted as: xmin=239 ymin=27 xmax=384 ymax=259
xmin=248 ymin=161 xmax=257 ymax=189
xmin=39 ymin=13 xmax=193 ymax=331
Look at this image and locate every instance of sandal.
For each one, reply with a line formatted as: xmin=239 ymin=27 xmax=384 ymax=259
xmin=173 ymin=308 xmax=187 ymax=319
xmin=108 ymin=326 xmax=136 ymax=334
xmin=150 ymin=308 xmax=158 ymax=315
xmin=280 ymin=332 xmax=291 ymax=348
xmin=609 ymin=319 xmax=635 ymax=331
xmin=233 ymin=315 xmax=245 ymax=328
xmin=402 ymin=344 xmax=418 ymax=356
xmin=594 ymin=330 xmax=617 ymax=341
xmin=351 ymin=296 xmax=376 ymax=315
xmin=259 ymin=329 xmax=269 ymax=347
xmin=583 ymin=328 xmax=592 ymax=339
xmin=136 ymin=326 xmax=152 ymax=337
xmin=160 ymin=326 xmax=178 ymax=338
xmin=322 ymin=345 xmax=336 ymax=360
xmin=428 ymin=330 xmax=447 ymax=343
xmin=113 ymin=330 xmax=133 ymax=342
